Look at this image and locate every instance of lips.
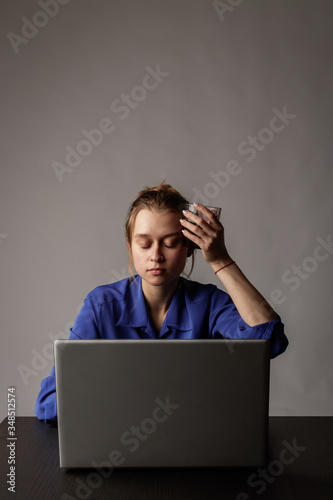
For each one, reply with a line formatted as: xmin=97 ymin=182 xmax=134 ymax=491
xmin=148 ymin=268 xmax=166 ymax=275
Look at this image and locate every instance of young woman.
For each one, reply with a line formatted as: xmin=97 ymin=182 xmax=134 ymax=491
xmin=35 ymin=183 xmax=288 ymax=424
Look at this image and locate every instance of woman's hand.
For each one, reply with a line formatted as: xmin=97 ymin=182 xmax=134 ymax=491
xmin=180 ymin=203 xmax=232 ymax=268
xmin=181 ymin=203 xmax=277 ymax=326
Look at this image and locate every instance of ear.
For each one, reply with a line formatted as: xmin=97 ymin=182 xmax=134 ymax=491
xmin=126 ymin=238 xmax=133 ymax=260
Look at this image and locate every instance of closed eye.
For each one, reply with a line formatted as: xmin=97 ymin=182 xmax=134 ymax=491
xmin=164 ymin=238 xmax=182 ymax=248
xmin=141 ymin=244 xmax=175 ymax=249
xmin=137 ymin=236 xmax=182 ymax=249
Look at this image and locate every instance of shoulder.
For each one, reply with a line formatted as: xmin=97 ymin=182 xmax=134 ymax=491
xmin=85 ymin=277 xmax=134 ymax=308
xmin=180 ymin=277 xmax=230 ymax=303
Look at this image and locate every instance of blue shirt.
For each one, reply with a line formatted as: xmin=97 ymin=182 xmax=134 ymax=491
xmin=35 ymin=276 xmax=288 ymax=423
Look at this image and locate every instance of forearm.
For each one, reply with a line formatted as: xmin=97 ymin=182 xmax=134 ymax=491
xmin=212 ymin=260 xmax=277 ymax=327
xmin=179 ymin=203 xmax=278 ymax=326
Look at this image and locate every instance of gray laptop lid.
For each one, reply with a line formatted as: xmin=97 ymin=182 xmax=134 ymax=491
xmin=54 ymin=339 xmax=270 ymax=468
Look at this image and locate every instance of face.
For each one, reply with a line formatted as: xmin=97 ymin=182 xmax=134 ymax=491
xmin=128 ymin=209 xmax=191 ymax=290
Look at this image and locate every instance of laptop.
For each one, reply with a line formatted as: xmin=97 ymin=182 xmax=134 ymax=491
xmin=54 ymin=339 xmax=270 ymax=468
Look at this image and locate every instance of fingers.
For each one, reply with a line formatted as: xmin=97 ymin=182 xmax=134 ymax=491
xmin=180 ymin=203 xmax=226 ymax=256
xmin=193 ymin=203 xmax=220 ymax=224
xmin=182 ymin=203 xmax=221 ymax=229
xmin=180 ymin=219 xmax=204 ymax=245
xmin=181 ymin=226 xmax=203 ymax=249
xmin=180 ymin=213 xmax=219 ymax=251
xmin=180 ymin=216 xmax=214 ymax=239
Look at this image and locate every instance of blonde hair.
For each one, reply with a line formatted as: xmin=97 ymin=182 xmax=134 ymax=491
xmin=125 ymin=183 xmax=195 ymax=277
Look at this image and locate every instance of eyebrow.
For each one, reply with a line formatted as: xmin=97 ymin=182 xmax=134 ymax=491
xmin=133 ymin=232 xmax=182 ymax=240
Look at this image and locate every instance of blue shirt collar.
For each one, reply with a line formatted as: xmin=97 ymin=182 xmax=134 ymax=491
xmin=116 ymin=275 xmax=192 ymax=333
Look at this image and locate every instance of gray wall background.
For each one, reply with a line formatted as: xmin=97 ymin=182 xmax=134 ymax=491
xmin=1 ymin=0 xmax=332 ymax=420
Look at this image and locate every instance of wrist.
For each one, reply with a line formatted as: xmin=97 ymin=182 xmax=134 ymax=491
xmin=214 ymin=261 xmax=236 ymax=274
xmin=211 ymin=257 xmax=235 ymax=274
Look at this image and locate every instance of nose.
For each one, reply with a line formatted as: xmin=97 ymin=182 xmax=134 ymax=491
xmin=150 ymin=243 xmax=164 ymax=262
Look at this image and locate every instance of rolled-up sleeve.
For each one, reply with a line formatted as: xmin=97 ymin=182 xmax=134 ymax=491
xmin=209 ymin=290 xmax=288 ymax=359
xmin=35 ymin=366 xmax=57 ymax=424
xmin=35 ymin=296 xmax=101 ymax=424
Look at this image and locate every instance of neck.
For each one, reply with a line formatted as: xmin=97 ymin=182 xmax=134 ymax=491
xmin=141 ymin=277 xmax=180 ymax=315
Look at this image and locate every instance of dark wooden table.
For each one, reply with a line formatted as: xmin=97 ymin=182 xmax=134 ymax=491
xmin=1 ymin=416 xmax=332 ymax=500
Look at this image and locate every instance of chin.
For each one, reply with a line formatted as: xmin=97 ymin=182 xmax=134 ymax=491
xmin=143 ymin=274 xmax=178 ymax=286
